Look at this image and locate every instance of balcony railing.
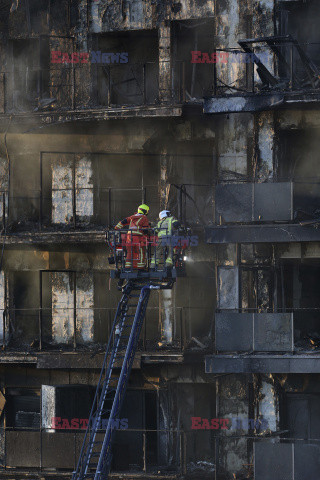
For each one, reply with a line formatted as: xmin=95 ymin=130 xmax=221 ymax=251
xmin=215 ymin=309 xmax=320 ymax=354
xmin=215 ymin=180 xmax=320 ymax=225
xmin=0 ymin=183 xmax=215 ymax=233
xmin=0 ymin=427 xmax=185 ymax=474
xmin=0 ymin=305 xmax=208 ymax=352
xmin=0 ymin=428 xmax=317 ymax=479
xmin=1 ymin=61 xmax=159 ymax=113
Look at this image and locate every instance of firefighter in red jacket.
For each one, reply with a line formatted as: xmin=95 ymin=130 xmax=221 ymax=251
xmin=114 ymin=204 xmax=150 ymax=269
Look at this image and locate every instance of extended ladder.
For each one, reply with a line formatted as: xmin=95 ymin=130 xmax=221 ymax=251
xmin=72 ymin=279 xmax=172 ymax=480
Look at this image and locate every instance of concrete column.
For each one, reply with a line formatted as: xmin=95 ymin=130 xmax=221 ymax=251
xmin=158 ymin=149 xmax=173 ymax=346
xmin=158 ymin=24 xmax=171 ymax=104
xmin=256 ymin=111 xmax=275 ymax=181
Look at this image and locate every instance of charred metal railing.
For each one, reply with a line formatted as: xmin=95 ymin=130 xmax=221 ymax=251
xmin=0 ymin=305 xmax=207 ymax=352
xmin=0 ymin=427 xmax=186 ymax=474
xmin=2 ymin=180 xmax=320 ymax=232
xmin=174 ymin=38 xmax=320 ymax=102
xmin=0 ymin=61 xmax=159 ymax=113
xmin=1 ymin=427 xmax=318 ymax=479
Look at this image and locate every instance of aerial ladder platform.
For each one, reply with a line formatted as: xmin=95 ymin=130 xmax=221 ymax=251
xmin=72 ymin=229 xmax=187 ymax=480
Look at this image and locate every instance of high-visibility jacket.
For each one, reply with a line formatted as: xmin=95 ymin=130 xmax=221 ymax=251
xmin=155 ymin=216 xmax=180 ymax=237
xmin=115 ymin=213 xmax=150 ymax=238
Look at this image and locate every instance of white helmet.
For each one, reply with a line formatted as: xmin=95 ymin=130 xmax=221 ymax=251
xmin=159 ymin=210 xmax=170 ymax=220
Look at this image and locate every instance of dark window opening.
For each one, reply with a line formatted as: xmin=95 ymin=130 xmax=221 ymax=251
xmin=11 ymin=38 xmax=49 ymax=111
xmin=92 ymin=31 xmax=159 ymax=107
xmin=277 ymin=0 xmax=320 ymax=87
xmin=27 ymin=0 xmax=48 ymax=34
xmin=278 ymin=130 xmax=320 ymax=221
xmin=42 ymin=385 xmax=95 ymax=429
xmin=8 ymin=271 xmax=39 ymax=348
xmin=112 ymin=389 xmax=158 ymax=472
xmin=50 ymin=0 xmax=78 ymax=30
xmin=240 ymin=266 xmax=275 ymax=313
xmin=285 ymin=392 xmax=320 ymax=439
xmin=277 ymin=260 xmax=320 ymax=349
xmin=171 ymin=19 xmax=215 ymax=101
xmin=6 ymin=389 xmax=40 ymax=430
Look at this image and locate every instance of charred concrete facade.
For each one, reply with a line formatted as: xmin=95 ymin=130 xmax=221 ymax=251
xmin=0 ymin=0 xmax=319 ymax=479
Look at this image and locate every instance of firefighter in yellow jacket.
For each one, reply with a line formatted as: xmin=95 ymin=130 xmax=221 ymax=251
xmin=150 ymin=210 xmax=180 ymax=269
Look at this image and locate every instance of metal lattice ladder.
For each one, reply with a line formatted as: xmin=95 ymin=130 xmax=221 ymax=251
xmin=72 ymin=281 xmax=159 ymax=480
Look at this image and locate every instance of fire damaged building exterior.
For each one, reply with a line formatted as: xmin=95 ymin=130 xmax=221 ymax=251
xmin=0 ymin=0 xmax=319 ymax=479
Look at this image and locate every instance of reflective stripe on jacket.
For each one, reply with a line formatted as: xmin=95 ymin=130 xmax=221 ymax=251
xmin=156 ymin=216 xmax=179 ymax=237
xmin=115 ymin=213 xmax=149 ymax=235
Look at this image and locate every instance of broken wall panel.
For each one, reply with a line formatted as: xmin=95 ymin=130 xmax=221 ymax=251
xmin=42 ymin=153 xmax=95 ymax=227
xmin=94 ymin=0 xmax=215 ymax=33
xmin=76 ymin=272 xmax=94 ymax=344
xmin=43 ymin=271 xmax=94 ymax=346
xmin=49 ymin=36 xmax=74 ymax=109
xmin=51 ymin=271 xmax=74 ymax=345
xmin=51 ymin=155 xmax=74 ymax=225
xmin=75 ymin=155 xmax=94 ymax=224
xmin=217 ymin=266 xmax=239 ymax=310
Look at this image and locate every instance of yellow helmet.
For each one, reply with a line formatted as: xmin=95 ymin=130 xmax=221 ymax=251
xmin=138 ymin=204 xmax=149 ymax=215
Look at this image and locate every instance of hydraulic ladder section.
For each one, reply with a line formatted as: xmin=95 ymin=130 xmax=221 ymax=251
xmin=72 ymin=280 xmax=171 ymax=480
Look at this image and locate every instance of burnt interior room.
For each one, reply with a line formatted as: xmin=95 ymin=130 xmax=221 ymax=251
xmin=10 ymin=37 xmax=50 ymax=112
xmin=277 ymin=374 xmax=320 ymax=437
xmin=277 ymin=260 xmax=320 ymax=349
xmin=278 ymin=129 xmax=320 ymax=221
xmin=277 ymin=0 xmax=320 ymax=88
xmin=39 ymin=152 xmax=159 ymax=230
xmin=112 ymin=389 xmax=158 ymax=472
xmin=171 ymin=19 xmax=215 ymax=101
xmin=6 ymin=388 xmax=40 ymax=429
xmin=92 ymin=30 xmax=159 ymax=106
xmin=240 ymin=266 xmax=274 ymax=312
xmin=6 ymin=267 xmax=161 ymax=350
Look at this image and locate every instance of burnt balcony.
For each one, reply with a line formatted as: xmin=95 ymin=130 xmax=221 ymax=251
xmin=0 ymin=427 xmax=185 ymax=477
xmin=206 ymin=180 xmax=320 ymax=244
xmin=205 ymin=306 xmax=320 ymax=374
xmin=0 ymin=304 xmax=201 ymax=363
xmin=203 ymin=36 xmax=320 ymax=114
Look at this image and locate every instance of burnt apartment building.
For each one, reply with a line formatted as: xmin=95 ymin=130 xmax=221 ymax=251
xmin=0 ymin=0 xmax=319 ymax=479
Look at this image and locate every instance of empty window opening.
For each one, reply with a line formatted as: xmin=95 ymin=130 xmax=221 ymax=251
xmin=278 ymin=261 xmax=320 ymax=350
xmin=6 ymin=388 xmax=40 ymax=430
xmin=112 ymin=389 xmax=158 ymax=472
xmin=278 ymin=0 xmax=320 ymax=84
xmin=279 ymin=130 xmax=320 ymax=222
xmin=171 ymin=19 xmax=215 ymax=101
xmin=11 ymin=38 xmax=49 ymax=111
xmin=92 ymin=31 xmax=158 ymax=106
xmin=41 ymin=385 xmax=95 ymax=430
